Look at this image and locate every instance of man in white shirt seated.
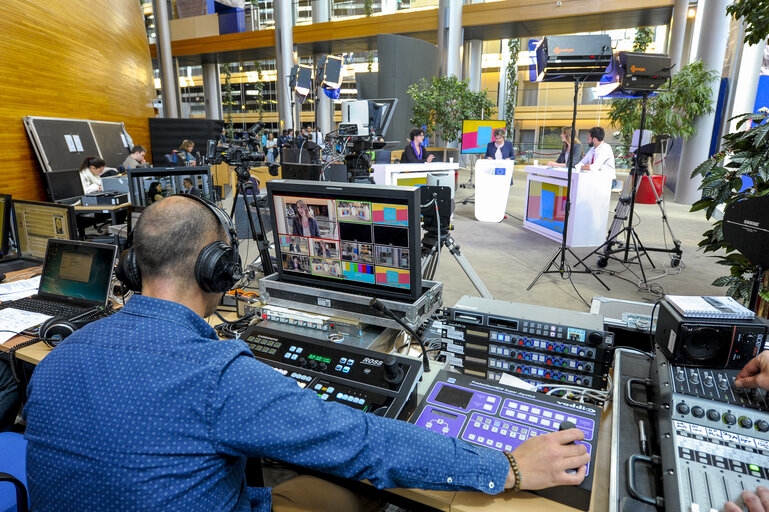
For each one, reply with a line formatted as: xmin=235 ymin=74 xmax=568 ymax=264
xmin=577 ymin=127 xmax=615 ymax=181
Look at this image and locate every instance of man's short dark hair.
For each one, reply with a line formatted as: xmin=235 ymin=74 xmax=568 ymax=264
xmin=133 ymin=197 xmax=226 ymax=286
xmin=183 ymin=177 xmax=193 ymax=185
xmin=588 ymin=127 xmax=605 ymax=142
xmin=131 ymin=145 xmax=146 ymax=154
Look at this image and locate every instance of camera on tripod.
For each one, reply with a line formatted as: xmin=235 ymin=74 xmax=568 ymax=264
xmin=206 ymin=122 xmax=279 ymax=181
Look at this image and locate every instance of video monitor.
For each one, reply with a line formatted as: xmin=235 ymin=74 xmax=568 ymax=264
xmin=461 ymin=120 xmax=507 ymax=154
xmin=0 ymin=194 xmax=11 ymax=257
xmin=127 ymin=166 xmax=213 ymax=208
xmin=267 ymin=180 xmax=423 ymax=301
xmin=12 ymin=200 xmax=77 ymax=260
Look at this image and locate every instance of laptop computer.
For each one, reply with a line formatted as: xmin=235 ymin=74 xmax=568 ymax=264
xmin=0 ymin=239 xmax=117 ymax=321
xmin=102 ymin=176 xmax=130 ymax=195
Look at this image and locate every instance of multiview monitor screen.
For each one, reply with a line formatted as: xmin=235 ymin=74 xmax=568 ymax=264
xmin=267 ymin=180 xmax=423 ymax=301
xmin=461 ymin=119 xmax=507 ymax=154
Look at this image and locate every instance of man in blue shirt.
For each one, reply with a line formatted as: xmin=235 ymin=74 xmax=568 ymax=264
xmin=23 ymin=196 xmax=589 ymax=511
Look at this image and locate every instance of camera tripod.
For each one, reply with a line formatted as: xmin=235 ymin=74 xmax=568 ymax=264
xmin=420 ymin=186 xmax=492 ymax=298
xmin=229 ymin=165 xmax=275 ymax=276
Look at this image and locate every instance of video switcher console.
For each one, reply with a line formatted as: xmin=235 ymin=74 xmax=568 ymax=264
xmin=240 ymin=324 xmax=423 ymax=419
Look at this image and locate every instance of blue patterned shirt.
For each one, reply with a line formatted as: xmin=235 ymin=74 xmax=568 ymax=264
xmin=23 ymin=295 xmax=508 ymax=511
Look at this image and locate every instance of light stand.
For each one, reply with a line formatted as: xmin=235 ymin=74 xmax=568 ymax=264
xmin=229 ymin=164 xmax=274 ymax=276
xmin=527 ymin=78 xmax=609 ymax=291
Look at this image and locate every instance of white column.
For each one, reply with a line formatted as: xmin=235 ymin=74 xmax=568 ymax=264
xmin=667 ymin=0 xmax=689 ymax=71
xmin=498 ymin=39 xmax=511 ymax=121
xmin=381 ymin=0 xmax=398 ymax=14
xmin=275 ymin=0 xmax=295 ymax=130
xmin=674 ymin=0 xmax=731 ymax=204
xmin=444 ymin=0 xmax=462 ymax=78
xmin=467 ymin=40 xmax=482 ymax=91
xmin=728 ymin=38 xmax=767 ymax=132
xmin=202 ymin=61 xmax=222 ymax=119
xmin=312 ymin=1 xmax=332 ymax=135
xmin=151 ymin=0 xmax=179 ymax=117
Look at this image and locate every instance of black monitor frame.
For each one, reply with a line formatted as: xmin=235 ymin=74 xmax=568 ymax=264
xmin=266 ymin=180 xmax=423 ymax=302
xmin=11 ymin=199 xmax=78 ymax=261
xmin=126 ymin=166 xmax=213 ymax=208
xmin=0 ymin=194 xmax=11 ymax=257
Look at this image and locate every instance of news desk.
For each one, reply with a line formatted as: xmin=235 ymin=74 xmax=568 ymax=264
xmin=371 ymin=162 xmax=460 ymax=189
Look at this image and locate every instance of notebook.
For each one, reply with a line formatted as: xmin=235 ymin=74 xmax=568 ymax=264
xmin=0 ymin=239 xmax=117 ymax=321
xmin=665 ymin=295 xmax=755 ymax=320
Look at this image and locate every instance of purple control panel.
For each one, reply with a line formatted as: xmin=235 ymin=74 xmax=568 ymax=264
xmin=412 ymin=371 xmax=599 ymax=477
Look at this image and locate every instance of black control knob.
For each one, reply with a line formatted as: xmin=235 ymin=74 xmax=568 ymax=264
xmin=676 ymin=403 xmax=690 ymax=415
xmin=691 ymin=406 xmax=705 ymax=418
xmin=587 ymin=332 xmax=603 ymax=346
xmin=559 ymin=421 xmax=579 ymax=474
xmin=298 ymin=357 xmax=307 ymax=367
xmin=756 ymin=420 xmax=769 ymax=432
xmin=383 ymin=355 xmax=404 ymax=386
xmin=723 ymin=413 xmax=737 ymax=426
xmin=318 ymin=362 xmax=328 ymax=372
xmin=307 ymin=359 xmax=318 ymax=370
xmin=706 ymin=409 xmax=720 ymax=422
xmin=739 ymin=417 xmax=754 ymax=429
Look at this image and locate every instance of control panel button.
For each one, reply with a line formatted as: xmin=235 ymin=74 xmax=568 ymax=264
xmin=691 ymin=406 xmax=705 ymax=418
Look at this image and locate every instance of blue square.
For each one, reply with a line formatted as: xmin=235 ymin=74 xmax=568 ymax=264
xmin=477 ymin=126 xmax=493 ymax=145
xmin=540 ymin=189 xmax=555 ymax=220
xmin=494 ymin=168 xmax=506 ymax=175
xmin=386 ymin=270 xmax=398 ymax=283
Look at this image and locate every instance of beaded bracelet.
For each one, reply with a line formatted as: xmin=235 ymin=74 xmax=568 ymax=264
xmin=503 ymin=451 xmax=522 ymax=492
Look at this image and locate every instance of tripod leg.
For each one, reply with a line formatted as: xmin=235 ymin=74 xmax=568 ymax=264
xmin=443 ymin=237 xmax=493 ymax=298
xmin=629 ymin=230 xmax=650 ymax=284
xmin=565 ymin=247 xmax=610 ymax=290
xmin=527 ymin=248 xmax=561 ymax=290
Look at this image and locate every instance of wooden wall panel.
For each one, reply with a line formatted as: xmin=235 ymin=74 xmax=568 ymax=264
xmin=0 ymin=0 xmax=156 ymax=201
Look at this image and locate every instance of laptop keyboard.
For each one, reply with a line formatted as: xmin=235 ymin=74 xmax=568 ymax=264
xmin=0 ymin=297 xmax=90 ymax=319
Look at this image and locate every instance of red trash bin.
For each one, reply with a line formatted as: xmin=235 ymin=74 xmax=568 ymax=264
xmin=635 ymin=175 xmax=666 ymax=204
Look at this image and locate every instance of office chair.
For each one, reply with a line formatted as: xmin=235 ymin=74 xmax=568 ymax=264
xmin=0 ymin=432 xmax=29 ymax=512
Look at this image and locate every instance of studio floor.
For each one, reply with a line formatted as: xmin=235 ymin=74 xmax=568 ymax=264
xmin=429 ymin=167 xmax=724 ymax=312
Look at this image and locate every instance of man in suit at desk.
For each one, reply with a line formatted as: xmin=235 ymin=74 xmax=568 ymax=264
xmin=23 ymin=196 xmax=590 ymax=512
xmin=182 ymin=177 xmax=201 ymax=197
xmin=485 ymin=128 xmax=515 ymax=160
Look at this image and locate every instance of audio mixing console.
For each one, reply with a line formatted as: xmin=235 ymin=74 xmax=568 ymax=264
xmin=241 ymin=324 xmax=423 ymax=419
xmin=411 ymin=369 xmax=601 ymax=510
xmin=652 ymin=346 xmax=769 ymax=511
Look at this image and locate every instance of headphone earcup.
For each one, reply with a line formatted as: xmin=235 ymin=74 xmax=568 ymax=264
xmin=115 ymin=247 xmax=142 ymax=292
xmin=39 ymin=317 xmax=78 ymax=347
xmin=195 ymin=241 xmax=242 ymax=293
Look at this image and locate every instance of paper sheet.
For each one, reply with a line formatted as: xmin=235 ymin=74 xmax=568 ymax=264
xmin=0 ymin=275 xmax=40 ymax=302
xmin=0 ymin=307 xmax=52 ymax=345
xmin=500 ymin=373 xmax=537 ymax=391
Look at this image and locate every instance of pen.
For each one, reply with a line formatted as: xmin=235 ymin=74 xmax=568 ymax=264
xmin=639 ymin=420 xmax=648 ymax=455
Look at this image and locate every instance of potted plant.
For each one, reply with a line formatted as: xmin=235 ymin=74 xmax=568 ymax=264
xmin=690 ymin=109 xmax=769 ymax=305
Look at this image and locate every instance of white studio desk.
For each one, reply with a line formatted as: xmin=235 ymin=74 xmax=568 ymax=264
xmin=371 ymin=162 xmax=460 ymax=192
xmin=522 ymin=165 xmax=612 ymax=247
xmin=474 ymin=159 xmax=515 ymax=222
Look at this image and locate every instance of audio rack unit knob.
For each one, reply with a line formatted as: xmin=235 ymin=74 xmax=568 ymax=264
xmin=717 ymin=375 xmax=729 ymax=390
xmin=676 ymin=403 xmax=690 ymax=415
xmin=692 ymin=406 xmax=705 ymax=418
xmin=675 ymin=368 xmax=685 ymax=381
xmin=707 ymin=409 xmax=720 ymax=422
xmin=723 ymin=413 xmax=737 ymax=426
xmin=704 ymin=374 xmax=714 ymax=387
xmin=689 ymin=371 xmax=700 ymax=385
xmin=587 ymin=332 xmax=603 ymax=346
xmin=756 ymin=420 xmax=769 ymax=432
xmin=739 ymin=416 xmax=754 ymax=429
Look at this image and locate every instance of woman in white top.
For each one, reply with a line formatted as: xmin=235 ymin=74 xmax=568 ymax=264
xmin=78 ymin=156 xmax=106 ymax=194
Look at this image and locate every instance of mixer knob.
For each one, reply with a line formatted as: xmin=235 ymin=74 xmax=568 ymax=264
xmin=308 ymin=359 xmax=318 ymax=370
xmin=691 ymin=406 xmax=705 ymax=418
xmin=755 ymin=420 xmax=769 ymax=432
xmin=739 ymin=417 xmax=754 ymax=429
xmin=318 ymin=362 xmax=328 ymax=372
xmin=723 ymin=413 xmax=737 ymax=426
xmin=717 ymin=375 xmax=729 ymax=390
xmin=383 ymin=355 xmax=404 ymax=386
xmin=689 ymin=371 xmax=700 ymax=384
xmin=676 ymin=403 xmax=690 ymax=415
xmin=707 ymin=409 xmax=720 ymax=422
xmin=298 ymin=357 xmax=307 ymax=367
xmin=704 ymin=374 xmax=714 ymax=387
xmin=587 ymin=332 xmax=603 ymax=346
xmin=675 ymin=368 xmax=685 ymax=381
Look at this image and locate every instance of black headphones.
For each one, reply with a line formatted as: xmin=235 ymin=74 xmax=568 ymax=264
xmin=39 ymin=317 xmax=80 ymax=348
xmin=115 ymin=194 xmax=242 ymax=294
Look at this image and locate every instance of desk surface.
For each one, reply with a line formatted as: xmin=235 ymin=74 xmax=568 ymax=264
xmin=74 ymin=202 xmax=131 ymax=212
xmin=2 ymin=292 xmax=612 ymax=511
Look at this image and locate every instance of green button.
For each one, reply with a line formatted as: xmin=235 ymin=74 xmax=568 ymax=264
xmin=750 ymin=464 xmax=760 ymax=471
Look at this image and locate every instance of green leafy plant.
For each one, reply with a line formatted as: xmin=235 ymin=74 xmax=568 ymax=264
xmin=607 ymin=59 xmax=718 ymax=166
xmin=690 ymin=109 xmax=769 ymax=302
xmin=727 ymin=0 xmax=769 ymax=46
xmin=253 ymin=60 xmax=265 ymax=122
xmin=363 ymin=0 xmax=373 ymax=17
xmin=408 ymin=75 xmax=496 ymax=145
xmin=504 ymin=39 xmax=520 ymax=123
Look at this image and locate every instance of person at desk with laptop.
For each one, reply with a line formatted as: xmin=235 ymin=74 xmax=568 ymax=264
xmin=23 ymin=196 xmax=590 ymax=512
xmin=78 ymin=156 xmax=105 ymax=194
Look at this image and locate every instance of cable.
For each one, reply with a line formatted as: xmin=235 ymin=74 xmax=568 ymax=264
xmin=8 ymin=337 xmax=43 ymax=382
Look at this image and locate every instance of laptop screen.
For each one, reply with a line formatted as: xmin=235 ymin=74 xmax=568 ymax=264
xmin=38 ymin=240 xmax=117 ymax=305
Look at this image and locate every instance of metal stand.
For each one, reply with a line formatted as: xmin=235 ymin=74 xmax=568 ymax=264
xmin=575 ymin=94 xmax=682 ymax=284
xmin=421 ymin=228 xmax=493 ymax=299
xmin=229 ymin=166 xmax=274 ymax=276
xmin=749 ymin=266 xmax=764 ymax=312
xmin=528 ymin=78 xmax=609 ymax=292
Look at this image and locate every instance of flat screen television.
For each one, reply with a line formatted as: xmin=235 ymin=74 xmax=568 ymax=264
xmin=267 ymin=180 xmax=423 ymax=301
xmin=461 ymin=120 xmax=508 ymax=154
xmin=127 ymin=166 xmax=213 ymax=208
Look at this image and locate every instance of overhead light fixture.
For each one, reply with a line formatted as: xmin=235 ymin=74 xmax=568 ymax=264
xmin=687 ymin=7 xmax=696 ymax=17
